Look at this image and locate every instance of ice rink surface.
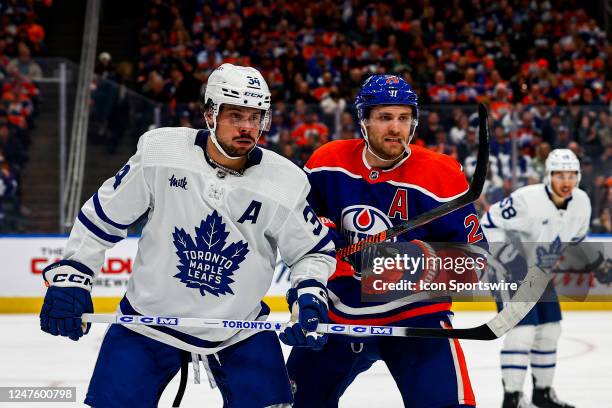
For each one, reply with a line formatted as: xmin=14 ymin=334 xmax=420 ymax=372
xmin=1 ymin=311 xmax=610 ymax=407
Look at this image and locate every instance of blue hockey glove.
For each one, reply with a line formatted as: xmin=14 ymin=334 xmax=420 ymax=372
xmin=40 ymin=260 xmax=94 ymax=341
xmin=280 ymin=279 xmax=328 ymax=350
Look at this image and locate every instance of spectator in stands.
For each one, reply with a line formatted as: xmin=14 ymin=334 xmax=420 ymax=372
xmin=596 ymin=143 xmax=612 ymax=176
xmin=420 ymin=111 xmax=441 ymax=146
xmin=291 ymin=109 xmax=329 ymax=148
xmin=24 ymin=11 xmax=46 ymax=54
xmin=7 ymin=42 xmax=42 ymax=81
xmin=552 ymin=125 xmax=572 ymax=149
xmin=591 ymin=207 xmax=612 ymax=234
xmin=594 ymin=112 xmax=611 ymax=147
xmin=119 ymin=0 xmax=609 ymax=232
xmin=428 ymin=70 xmax=456 ymax=103
xmin=320 ymin=86 xmax=346 ymax=132
xmin=169 ymin=66 xmax=201 ymax=109
xmin=95 ymin=52 xmax=115 ymax=78
xmin=457 ymin=125 xmax=479 ymax=162
xmin=449 ymin=113 xmax=469 ymax=145
xmin=142 ymin=70 xmax=170 ymax=103
xmin=577 ymin=113 xmax=604 ymax=159
xmin=580 ymin=157 xmax=597 ymax=202
xmin=91 ymin=52 xmax=118 ymax=146
xmin=532 ymin=142 xmax=551 ymax=181
xmin=0 ymin=121 xmax=26 ymax=170
xmin=0 ymin=153 xmax=18 ymax=230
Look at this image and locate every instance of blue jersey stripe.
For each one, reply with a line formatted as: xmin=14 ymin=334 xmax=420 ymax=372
xmin=93 ymin=193 xmax=131 ymax=229
xmin=78 ymin=211 xmax=123 ymax=243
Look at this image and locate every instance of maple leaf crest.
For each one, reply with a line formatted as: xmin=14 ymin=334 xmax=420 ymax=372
xmin=172 ymin=210 xmax=249 ymax=297
xmin=536 ymin=236 xmax=563 ymax=269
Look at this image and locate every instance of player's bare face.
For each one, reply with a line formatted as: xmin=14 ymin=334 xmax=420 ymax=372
xmin=550 ymin=171 xmax=578 ymax=199
xmin=365 ymin=106 xmax=412 ymax=160
xmin=215 ymin=106 xmax=263 ymax=156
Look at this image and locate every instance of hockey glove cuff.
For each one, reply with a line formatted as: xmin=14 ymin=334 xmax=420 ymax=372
xmin=40 ymin=260 xmax=94 ymax=341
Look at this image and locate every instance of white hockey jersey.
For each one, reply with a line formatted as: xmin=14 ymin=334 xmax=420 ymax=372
xmin=63 ymin=127 xmax=336 ymax=354
xmin=481 ymin=183 xmax=591 ymax=268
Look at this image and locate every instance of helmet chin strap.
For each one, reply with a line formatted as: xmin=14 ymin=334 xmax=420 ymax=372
xmin=205 ymin=114 xmax=260 ymax=160
xmin=360 ymin=122 xmax=410 ymax=164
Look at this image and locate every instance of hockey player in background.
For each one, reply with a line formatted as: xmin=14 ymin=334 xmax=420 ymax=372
xmin=481 ymin=149 xmax=590 ymax=408
xmin=39 ymin=63 xmax=336 ymax=407
xmin=282 ymin=75 xmax=485 ymax=407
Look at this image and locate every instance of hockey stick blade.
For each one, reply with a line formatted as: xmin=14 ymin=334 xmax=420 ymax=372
xmin=394 ymin=266 xmax=551 ymax=340
xmin=337 ymin=103 xmax=490 ymax=259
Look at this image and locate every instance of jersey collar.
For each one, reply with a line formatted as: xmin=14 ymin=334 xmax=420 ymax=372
xmin=195 ymin=129 xmax=263 ymax=170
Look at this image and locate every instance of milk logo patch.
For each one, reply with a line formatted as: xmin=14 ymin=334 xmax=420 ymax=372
xmin=172 ymin=211 xmax=249 ymax=297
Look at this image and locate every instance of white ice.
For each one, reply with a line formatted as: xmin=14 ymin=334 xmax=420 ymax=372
xmin=1 ymin=311 xmax=610 ymax=407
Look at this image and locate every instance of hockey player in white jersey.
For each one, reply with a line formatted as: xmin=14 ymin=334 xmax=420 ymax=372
xmin=39 ymin=63 xmax=336 ymax=408
xmin=481 ymin=149 xmax=590 ymax=408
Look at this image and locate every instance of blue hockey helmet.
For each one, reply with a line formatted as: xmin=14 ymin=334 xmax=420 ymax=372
xmin=355 ymin=75 xmax=419 ymax=121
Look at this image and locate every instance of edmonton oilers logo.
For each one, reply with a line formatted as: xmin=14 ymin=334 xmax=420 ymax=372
xmin=341 ymin=205 xmax=395 ymax=242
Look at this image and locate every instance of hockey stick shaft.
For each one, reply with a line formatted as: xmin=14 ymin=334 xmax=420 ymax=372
xmin=337 ymin=103 xmax=490 ymax=259
xmin=83 ymin=264 xmax=547 ymax=341
xmin=79 ymin=313 xmax=463 ymax=338
xmin=81 ymin=313 xmax=401 ymax=337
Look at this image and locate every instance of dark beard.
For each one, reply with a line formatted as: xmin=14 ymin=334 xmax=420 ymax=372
xmin=218 ymin=138 xmax=253 ymax=157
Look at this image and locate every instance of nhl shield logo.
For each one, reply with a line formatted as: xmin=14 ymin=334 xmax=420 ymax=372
xmin=172 ymin=210 xmax=249 ymax=297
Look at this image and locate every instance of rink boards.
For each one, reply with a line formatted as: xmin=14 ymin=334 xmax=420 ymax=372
xmin=1 ymin=235 xmax=611 ymax=313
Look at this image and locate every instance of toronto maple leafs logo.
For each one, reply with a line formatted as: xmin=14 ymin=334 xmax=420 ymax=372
xmin=536 ymin=236 xmax=563 ymax=270
xmin=172 ymin=211 xmax=249 ymax=297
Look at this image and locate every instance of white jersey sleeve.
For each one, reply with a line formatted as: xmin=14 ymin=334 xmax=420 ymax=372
xmin=270 ymin=170 xmax=336 ymax=287
xmin=64 ymin=136 xmax=152 ymax=273
xmin=481 ymin=191 xmax=531 ymax=242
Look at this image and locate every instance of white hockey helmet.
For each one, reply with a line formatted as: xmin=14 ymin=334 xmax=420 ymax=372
xmin=544 ymin=148 xmax=581 ymax=187
xmin=201 ymin=63 xmax=272 ymax=159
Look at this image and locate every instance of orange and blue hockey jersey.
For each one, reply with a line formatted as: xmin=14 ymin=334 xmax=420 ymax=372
xmin=305 ymin=139 xmax=486 ymax=326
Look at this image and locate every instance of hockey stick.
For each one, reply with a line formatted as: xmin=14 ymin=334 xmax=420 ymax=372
xmin=336 ymin=103 xmax=491 ymax=259
xmin=82 ymin=266 xmax=548 ymax=341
